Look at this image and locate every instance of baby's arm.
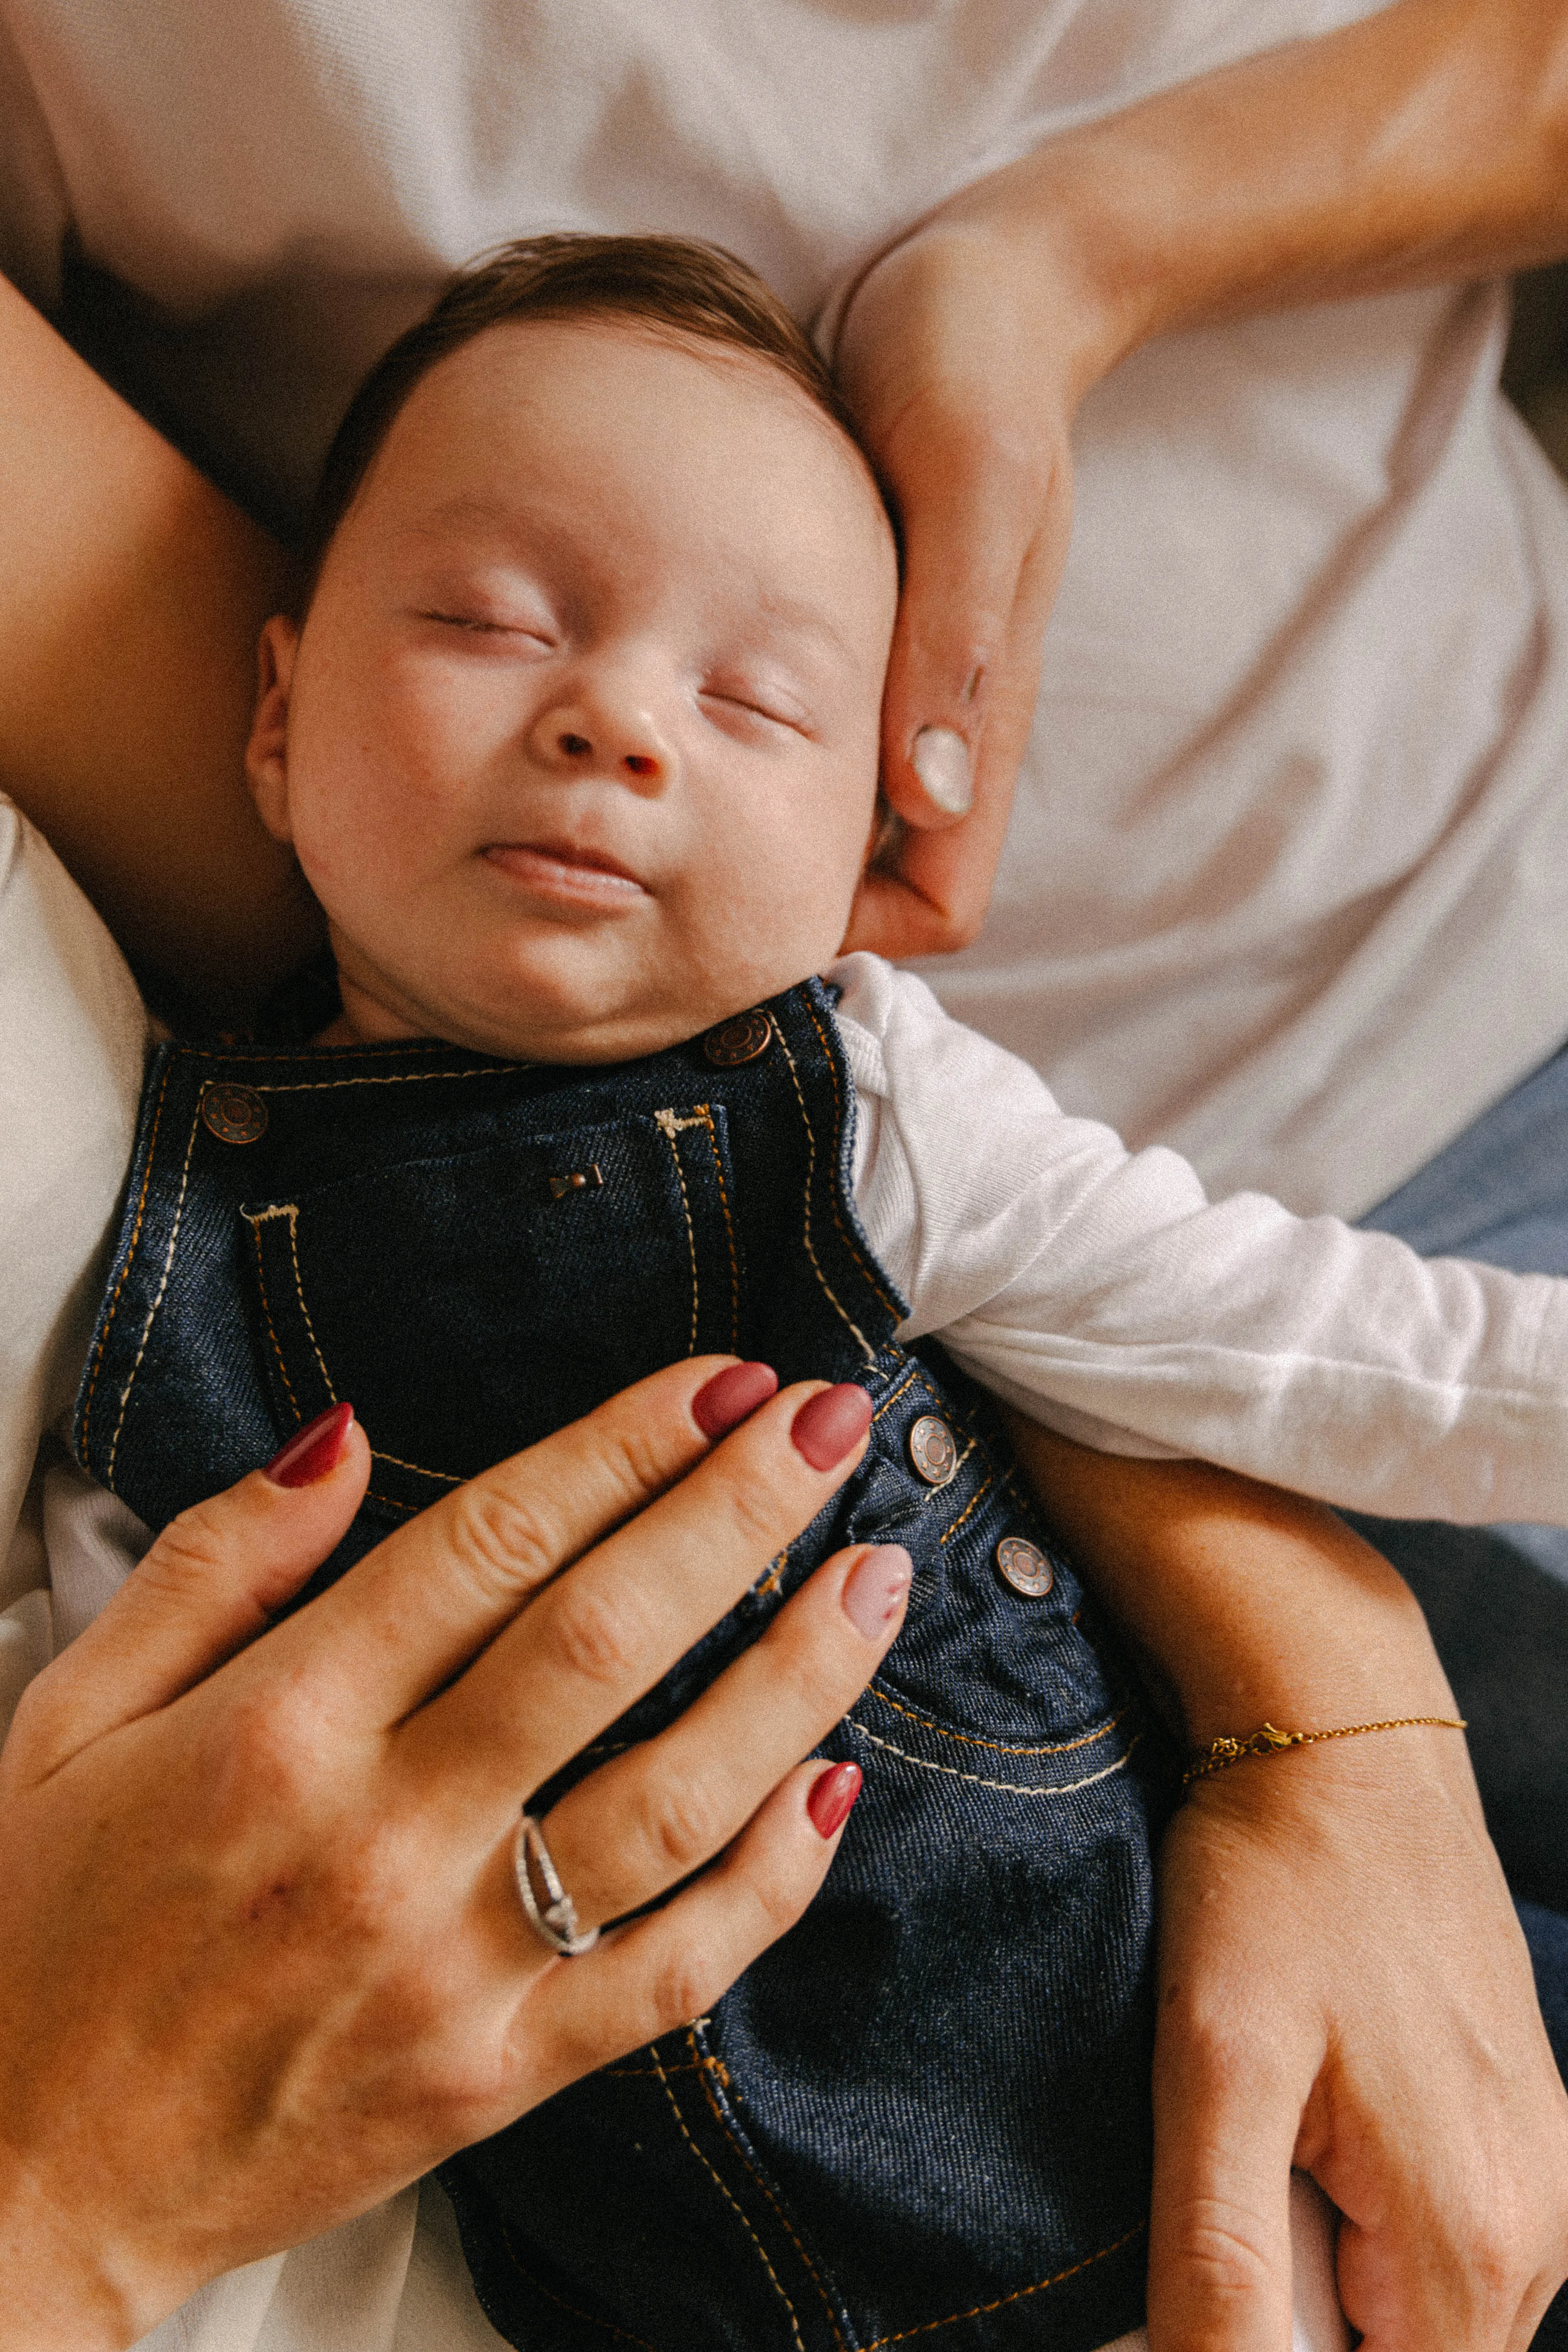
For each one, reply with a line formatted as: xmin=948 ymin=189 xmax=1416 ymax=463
xmin=834 ymin=953 xmax=1568 ymax=1525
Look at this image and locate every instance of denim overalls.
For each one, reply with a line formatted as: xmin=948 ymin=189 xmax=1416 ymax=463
xmin=76 ymin=979 xmax=1176 ymax=2352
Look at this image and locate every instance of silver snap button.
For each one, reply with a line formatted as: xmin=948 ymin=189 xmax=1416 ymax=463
xmin=200 ymin=1082 xmax=268 ymax=1145
xmin=703 ymin=1009 xmax=773 ymax=1067
xmin=908 ymin=1413 xmax=957 ymax=1487
xmin=996 ymin=1536 xmax=1054 ymax=1598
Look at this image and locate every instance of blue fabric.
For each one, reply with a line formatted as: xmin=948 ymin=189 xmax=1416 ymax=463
xmin=1351 ymin=1039 xmax=1568 ymax=1915
xmin=75 ymin=982 xmax=1174 ymax=2352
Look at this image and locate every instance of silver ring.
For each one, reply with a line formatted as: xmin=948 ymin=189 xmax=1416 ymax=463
xmin=513 ymin=1811 xmax=599 ymax=1958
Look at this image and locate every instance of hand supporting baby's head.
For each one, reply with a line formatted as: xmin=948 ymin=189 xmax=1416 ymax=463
xmin=245 ymin=236 xmax=899 ymax=1062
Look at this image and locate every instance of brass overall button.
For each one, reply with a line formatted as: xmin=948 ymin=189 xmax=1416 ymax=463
xmin=200 ymin=1081 xmax=269 ymax=1145
xmin=907 ymin=1413 xmax=958 ymax=1487
xmin=703 ymin=1009 xmax=773 ymax=1068
xmin=995 ymin=1535 xmax=1055 ymax=1599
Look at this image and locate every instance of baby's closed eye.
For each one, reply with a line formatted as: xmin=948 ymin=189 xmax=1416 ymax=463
xmin=698 ymin=674 xmax=816 ymax=741
xmin=415 ymin=607 xmax=556 ymax=649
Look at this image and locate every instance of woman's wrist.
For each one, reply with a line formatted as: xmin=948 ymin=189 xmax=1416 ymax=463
xmin=887 ymin=0 xmax=1568 ymax=409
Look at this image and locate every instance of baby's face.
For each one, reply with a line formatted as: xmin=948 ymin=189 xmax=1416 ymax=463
xmin=247 ymin=318 xmax=898 ymax=1061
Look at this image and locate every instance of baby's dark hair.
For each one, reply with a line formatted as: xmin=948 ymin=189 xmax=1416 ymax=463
xmin=300 ymin=232 xmax=870 ymax=597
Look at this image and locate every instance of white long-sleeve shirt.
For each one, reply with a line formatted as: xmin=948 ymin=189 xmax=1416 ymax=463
xmin=832 ymin=951 xmax=1568 ymax=1526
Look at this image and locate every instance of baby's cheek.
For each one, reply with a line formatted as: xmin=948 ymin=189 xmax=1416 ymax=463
xmin=694 ymin=858 xmax=854 ymax=1008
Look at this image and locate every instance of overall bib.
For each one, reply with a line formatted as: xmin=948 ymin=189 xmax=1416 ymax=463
xmin=76 ymin=980 xmax=1175 ymax=2352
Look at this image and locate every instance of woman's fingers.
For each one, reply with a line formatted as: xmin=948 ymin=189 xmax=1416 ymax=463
xmin=831 ymin=225 xmax=1078 ymax=959
xmin=273 ymin=1356 xmax=762 ymax=1730
xmin=845 ymin=510 xmax=1062 ymax=957
xmin=514 ymin=1759 xmax=865 ymax=2110
xmin=8 ymin=1405 xmax=369 ymax=1775
xmin=397 ymin=1379 xmax=876 ymax=1803
xmin=526 ymin=1542 xmax=910 ymax=1932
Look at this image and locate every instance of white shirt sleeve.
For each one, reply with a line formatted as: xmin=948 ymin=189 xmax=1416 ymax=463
xmin=831 ymin=952 xmax=1568 ymax=1526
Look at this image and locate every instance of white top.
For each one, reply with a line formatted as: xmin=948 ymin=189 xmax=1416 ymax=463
xmin=1 ymin=0 xmax=1566 ymax=1219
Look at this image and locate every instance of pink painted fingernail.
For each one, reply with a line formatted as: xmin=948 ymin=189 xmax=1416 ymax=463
xmin=264 ymin=1403 xmax=355 ymax=1489
xmin=841 ymin=1545 xmax=912 ymax=1639
xmin=692 ymin=1361 xmax=779 ymax=1438
xmin=790 ymin=1384 xmax=873 ymax=1471
xmin=807 ymin=1761 xmax=862 ymax=1838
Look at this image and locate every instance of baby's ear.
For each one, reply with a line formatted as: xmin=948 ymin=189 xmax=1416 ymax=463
xmin=245 ymin=615 xmax=301 ymax=843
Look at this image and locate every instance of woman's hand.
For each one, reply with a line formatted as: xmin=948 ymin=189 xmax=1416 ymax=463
xmin=832 ymin=0 xmax=1568 ymax=962
xmin=1155 ymin=1732 xmax=1568 ymax=2352
xmin=1005 ymin=1416 xmax=1568 ymax=2351
xmin=831 ymin=220 xmax=1086 ymax=960
xmin=0 ymin=1361 xmax=909 ymax=2352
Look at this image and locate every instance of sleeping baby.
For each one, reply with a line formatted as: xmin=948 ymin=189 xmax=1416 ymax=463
xmin=69 ymin=235 xmax=1568 ymax=2352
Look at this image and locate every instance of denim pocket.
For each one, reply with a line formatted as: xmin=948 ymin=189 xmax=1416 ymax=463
xmin=240 ymin=1104 xmax=742 ymax=1511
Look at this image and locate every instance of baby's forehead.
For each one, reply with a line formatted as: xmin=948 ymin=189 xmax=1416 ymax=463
xmin=401 ymin=318 xmax=886 ymax=530
xmin=369 ymin=320 xmax=898 ymax=661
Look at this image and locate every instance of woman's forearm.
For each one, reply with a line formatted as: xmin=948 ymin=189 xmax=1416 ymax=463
xmin=0 ymin=274 xmax=321 ymax=1012
xmin=1004 ymin=1414 xmax=1463 ymax=1760
xmin=931 ymin=0 xmax=1568 ymax=392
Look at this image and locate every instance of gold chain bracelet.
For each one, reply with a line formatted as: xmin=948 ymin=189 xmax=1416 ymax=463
xmin=1183 ymin=1714 xmax=1467 ymax=1786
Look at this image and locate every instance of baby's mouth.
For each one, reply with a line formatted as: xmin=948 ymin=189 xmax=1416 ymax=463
xmin=482 ymin=838 xmax=649 ymax=908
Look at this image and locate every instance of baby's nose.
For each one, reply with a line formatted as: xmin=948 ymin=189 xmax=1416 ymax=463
xmin=530 ymin=697 xmax=666 ymax=784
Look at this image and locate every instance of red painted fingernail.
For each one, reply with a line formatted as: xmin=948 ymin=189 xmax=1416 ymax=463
xmin=264 ymin=1403 xmax=355 ymax=1489
xmin=790 ymin=1384 xmax=872 ymax=1471
xmin=841 ymin=1545 xmax=912 ymax=1639
xmin=692 ymin=1361 xmax=779 ymax=1438
xmin=807 ymin=1761 xmax=862 ymax=1839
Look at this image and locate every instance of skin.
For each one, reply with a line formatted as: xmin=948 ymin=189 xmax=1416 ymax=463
xmin=10 ymin=7 xmax=1568 ymax=984
xmin=0 ymin=275 xmax=319 ymax=1013
xmin=244 ymin=319 xmax=898 ymax=1062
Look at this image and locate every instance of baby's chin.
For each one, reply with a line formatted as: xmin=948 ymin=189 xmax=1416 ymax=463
xmin=330 ymin=960 xmax=815 ymax=1065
